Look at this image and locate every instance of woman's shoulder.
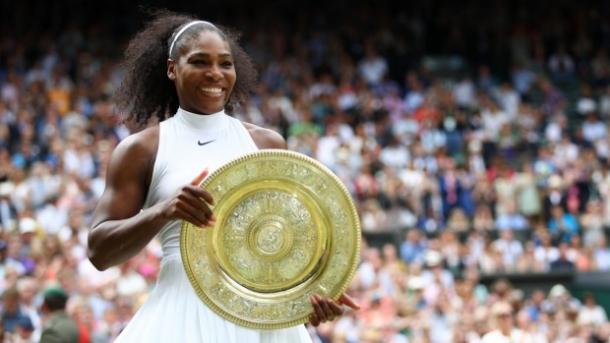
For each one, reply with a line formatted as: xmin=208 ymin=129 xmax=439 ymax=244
xmin=111 ymin=126 xmax=160 ymax=166
xmin=117 ymin=126 xmax=159 ymax=153
xmin=241 ymin=122 xmax=286 ymax=149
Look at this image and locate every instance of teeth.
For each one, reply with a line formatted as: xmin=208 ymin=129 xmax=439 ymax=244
xmin=201 ymin=87 xmax=222 ymax=93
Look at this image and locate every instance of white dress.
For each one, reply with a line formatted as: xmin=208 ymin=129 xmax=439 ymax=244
xmin=114 ymin=108 xmax=312 ymax=343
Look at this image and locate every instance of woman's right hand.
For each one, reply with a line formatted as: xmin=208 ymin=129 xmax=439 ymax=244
xmin=158 ymin=169 xmax=216 ymax=228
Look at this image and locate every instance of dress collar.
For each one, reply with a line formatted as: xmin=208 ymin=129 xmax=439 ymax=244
xmin=174 ymin=107 xmax=227 ymax=131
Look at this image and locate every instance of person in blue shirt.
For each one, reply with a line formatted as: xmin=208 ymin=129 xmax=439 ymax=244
xmin=548 ymin=205 xmax=580 ymax=241
xmin=1 ymin=287 xmax=30 ymax=334
xmin=400 ymin=229 xmax=427 ymax=264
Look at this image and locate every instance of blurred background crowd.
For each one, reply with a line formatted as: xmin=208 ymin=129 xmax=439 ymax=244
xmin=1 ymin=0 xmax=610 ymax=342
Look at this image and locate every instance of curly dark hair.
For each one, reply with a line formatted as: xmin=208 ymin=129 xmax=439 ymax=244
xmin=113 ymin=10 xmax=257 ymax=129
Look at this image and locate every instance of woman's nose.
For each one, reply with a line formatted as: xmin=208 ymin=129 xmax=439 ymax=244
xmin=205 ymin=65 xmax=222 ymax=81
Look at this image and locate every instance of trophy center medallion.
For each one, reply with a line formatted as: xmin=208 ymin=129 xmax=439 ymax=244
xmin=248 ymin=215 xmax=293 ymax=259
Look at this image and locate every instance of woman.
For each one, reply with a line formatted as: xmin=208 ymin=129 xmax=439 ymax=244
xmin=87 ymin=11 xmax=358 ymax=343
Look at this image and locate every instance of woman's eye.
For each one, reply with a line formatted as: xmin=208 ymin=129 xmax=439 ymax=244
xmin=222 ymin=61 xmax=234 ymax=67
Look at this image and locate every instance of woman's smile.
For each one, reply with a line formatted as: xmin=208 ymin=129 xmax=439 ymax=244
xmin=199 ymin=87 xmax=224 ymax=97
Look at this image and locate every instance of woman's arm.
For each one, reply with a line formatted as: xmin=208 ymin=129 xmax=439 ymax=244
xmin=87 ymin=127 xmax=214 ymax=270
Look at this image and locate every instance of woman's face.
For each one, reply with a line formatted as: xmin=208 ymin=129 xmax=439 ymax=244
xmin=169 ymin=30 xmax=236 ymax=114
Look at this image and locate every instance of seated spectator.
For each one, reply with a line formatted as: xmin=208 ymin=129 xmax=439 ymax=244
xmin=580 ymin=200 xmax=605 ymax=248
xmin=514 ymin=163 xmax=542 ymax=217
xmin=1 ymin=287 xmax=30 ymax=334
xmin=577 ymin=293 xmax=608 ymax=327
xmin=473 ymin=205 xmax=495 ymax=232
xmin=482 ymin=302 xmax=528 ymax=343
xmin=515 ymin=241 xmax=545 ymax=273
xmin=358 ymin=44 xmax=388 ymax=87
xmin=399 ymin=229 xmax=426 ymax=265
xmin=548 ymin=206 xmax=580 ymax=241
xmin=524 ymin=290 xmax=547 ymax=322
xmin=545 ymin=284 xmax=581 ymax=314
xmin=496 ymin=202 xmax=529 ymax=231
xmin=550 ymin=243 xmax=576 ymax=271
xmin=582 ymin=112 xmax=607 ymax=143
xmin=593 ymin=236 xmax=610 ymax=271
xmin=548 ymin=45 xmax=575 ymax=83
xmin=534 ymin=232 xmax=559 ymax=270
xmin=493 ymin=230 xmax=524 ymax=271
xmin=446 ymin=208 xmax=471 ymax=232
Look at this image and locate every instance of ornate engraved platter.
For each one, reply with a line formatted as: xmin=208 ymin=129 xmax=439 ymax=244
xmin=180 ymin=149 xmax=361 ymax=329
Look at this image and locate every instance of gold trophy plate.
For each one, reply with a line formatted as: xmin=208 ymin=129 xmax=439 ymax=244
xmin=180 ymin=150 xmax=360 ymax=329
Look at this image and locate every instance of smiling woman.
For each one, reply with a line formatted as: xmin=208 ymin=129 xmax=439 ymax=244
xmin=112 ymin=11 xmax=256 ymax=129
xmin=87 ymin=10 xmax=357 ymax=343
xmin=168 ymin=29 xmax=237 ymax=115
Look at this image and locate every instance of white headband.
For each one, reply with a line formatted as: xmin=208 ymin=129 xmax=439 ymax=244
xmin=168 ymin=20 xmax=216 ymax=57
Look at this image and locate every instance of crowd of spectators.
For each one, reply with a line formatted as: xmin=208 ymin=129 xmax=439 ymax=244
xmin=1 ymin=1 xmax=610 ymax=342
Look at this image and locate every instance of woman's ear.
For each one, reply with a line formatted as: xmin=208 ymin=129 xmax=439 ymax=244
xmin=167 ymin=59 xmax=176 ymax=80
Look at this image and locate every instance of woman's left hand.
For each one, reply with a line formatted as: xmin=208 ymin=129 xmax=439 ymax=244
xmin=309 ymin=293 xmax=360 ymax=326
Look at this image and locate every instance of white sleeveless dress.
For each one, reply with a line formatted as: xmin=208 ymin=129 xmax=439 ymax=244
xmin=114 ymin=108 xmax=312 ymax=343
